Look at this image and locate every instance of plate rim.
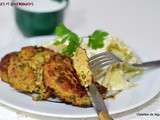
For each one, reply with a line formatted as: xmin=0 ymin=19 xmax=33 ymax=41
xmin=0 ymin=91 xmax=159 ymax=118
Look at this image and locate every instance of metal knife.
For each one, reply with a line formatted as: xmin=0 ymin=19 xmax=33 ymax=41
xmin=87 ymin=84 xmax=113 ymax=120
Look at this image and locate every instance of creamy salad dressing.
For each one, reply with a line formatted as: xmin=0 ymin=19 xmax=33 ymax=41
xmin=83 ymin=36 xmax=112 ymax=58
xmin=16 ymin=0 xmax=67 ymax=13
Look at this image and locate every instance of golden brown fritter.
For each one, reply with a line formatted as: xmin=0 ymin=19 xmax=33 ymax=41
xmin=0 ymin=46 xmax=56 ymax=100
xmin=43 ymin=54 xmax=91 ymax=106
xmin=72 ymin=48 xmax=93 ymax=87
xmin=0 ymin=52 xmax=18 ymax=83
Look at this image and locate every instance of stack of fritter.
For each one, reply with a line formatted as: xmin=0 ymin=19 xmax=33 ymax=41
xmin=0 ymin=46 xmax=107 ymax=107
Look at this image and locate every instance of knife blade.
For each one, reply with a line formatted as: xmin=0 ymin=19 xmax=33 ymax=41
xmin=87 ymin=84 xmax=113 ymax=120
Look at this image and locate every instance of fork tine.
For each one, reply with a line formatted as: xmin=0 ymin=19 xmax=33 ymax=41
xmin=89 ymin=52 xmax=112 ymax=61
xmin=89 ymin=51 xmax=122 ymax=71
xmin=89 ymin=51 xmax=122 ymax=62
xmin=90 ymin=58 xmax=113 ymax=68
xmin=91 ymin=59 xmax=116 ymax=72
xmin=90 ymin=56 xmax=113 ymax=65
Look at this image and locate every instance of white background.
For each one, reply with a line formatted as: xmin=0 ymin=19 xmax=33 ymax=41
xmin=0 ymin=0 xmax=160 ymax=120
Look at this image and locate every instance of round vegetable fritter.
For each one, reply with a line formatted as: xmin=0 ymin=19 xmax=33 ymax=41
xmin=43 ymin=54 xmax=92 ymax=106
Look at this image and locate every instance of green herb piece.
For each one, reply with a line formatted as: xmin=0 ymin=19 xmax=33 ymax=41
xmin=88 ymin=30 xmax=109 ymax=49
xmin=54 ymin=23 xmax=81 ymax=56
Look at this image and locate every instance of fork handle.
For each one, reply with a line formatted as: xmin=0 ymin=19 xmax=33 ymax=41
xmin=133 ymin=60 xmax=160 ymax=68
xmin=98 ymin=111 xmax=113 ymax=120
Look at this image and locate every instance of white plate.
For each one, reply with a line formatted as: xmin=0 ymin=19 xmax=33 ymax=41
xmin=0 ymin=36 xmax=160 ymax=118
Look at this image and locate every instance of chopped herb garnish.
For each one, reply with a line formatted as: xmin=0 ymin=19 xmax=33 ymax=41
xmin=88 ymin=30 xmax=109 ymax=49
xmin=54 ymin=24 xmax=110 ymax=54
xmin=54 ymin=23 xmax=81 ymax=56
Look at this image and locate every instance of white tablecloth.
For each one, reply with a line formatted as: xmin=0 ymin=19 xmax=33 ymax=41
xmin=0 ymin=0 xmax=160 ymax=120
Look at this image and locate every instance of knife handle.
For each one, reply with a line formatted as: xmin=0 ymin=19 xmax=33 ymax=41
xmin=98 ymin=111 xmax=113 ymax=120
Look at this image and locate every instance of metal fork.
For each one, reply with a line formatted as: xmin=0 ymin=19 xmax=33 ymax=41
xmin=88 ymin=53 xmax=114 ymax=120
xmin=89 ymin=51 xmax=160 ymax=71
xmin=88 ymin=51 xmax=160 ymax=120
xmin=89 ymin=51 xmax=160 ymax=92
